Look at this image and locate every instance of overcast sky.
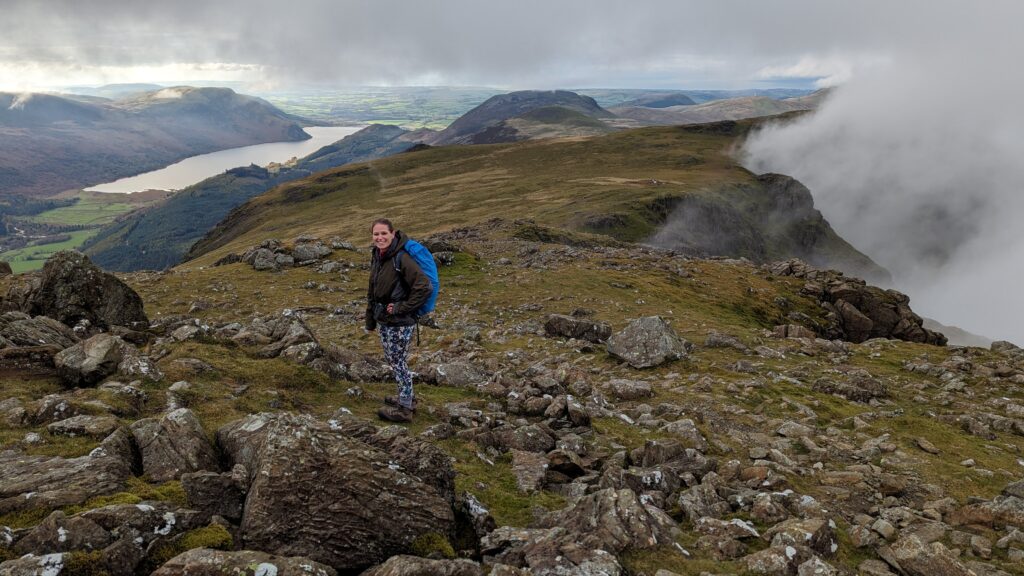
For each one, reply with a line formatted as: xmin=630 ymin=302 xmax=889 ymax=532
xmin=0 ymin=0 xmax=993 ymax=91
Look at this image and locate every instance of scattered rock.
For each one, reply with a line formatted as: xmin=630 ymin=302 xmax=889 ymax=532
xmin=47 ymin=414 xmax=119 ymax=438
xmin=606 ymin=316 xmax=689 ymax=369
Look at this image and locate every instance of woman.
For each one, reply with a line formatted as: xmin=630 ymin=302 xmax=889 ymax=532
xmin=365 ymin=218 xmax=432 ymax=422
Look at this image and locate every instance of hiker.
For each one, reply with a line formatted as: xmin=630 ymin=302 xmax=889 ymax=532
xmin=365 ymin=218 xmax=433 ymax=422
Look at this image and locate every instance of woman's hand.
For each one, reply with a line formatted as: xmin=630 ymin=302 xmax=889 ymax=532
xmin=386 ymin=303 xmax=395 ymax=314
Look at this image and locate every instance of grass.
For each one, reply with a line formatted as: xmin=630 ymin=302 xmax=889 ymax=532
xmin=1 ymin=229 xmax=101 ymax=273
xmin=27 ymin=194 xmax=135 ymax=226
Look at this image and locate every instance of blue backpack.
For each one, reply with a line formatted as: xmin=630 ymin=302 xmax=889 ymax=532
xmin=393 ymin=238 xmax=439 ymax=318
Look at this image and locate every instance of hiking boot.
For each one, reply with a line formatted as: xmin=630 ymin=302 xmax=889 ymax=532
xmin=384 ymin=395 xmax=418 ymax=412
xmin=377 ymin=405 xmax=413 ymax=423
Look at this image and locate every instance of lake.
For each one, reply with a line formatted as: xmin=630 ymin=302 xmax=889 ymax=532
xmin=85 ymin=126 xmax=363 ymax=193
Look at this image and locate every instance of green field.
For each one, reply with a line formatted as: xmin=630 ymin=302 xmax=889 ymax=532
xmin=28 ymin=195 xmax=134 ymax=226
xmin=1 ymin=229 xmax=101 ymax=273
xmin=1 ymin=191 xmax=159 ymax=273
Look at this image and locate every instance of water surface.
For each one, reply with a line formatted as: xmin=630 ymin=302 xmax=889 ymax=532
xmin=87 ymin=126 xmax=362 ymax=193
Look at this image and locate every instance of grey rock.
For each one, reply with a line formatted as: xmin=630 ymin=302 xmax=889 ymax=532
xmin=743 ymin=544 xmax=813 ymax=576
xmin=606 ymin=316 xmax=689 ymax=369
xmin=0 ymin=312 xmax=78 ymax=349
xmin=217 ymin=413 xmax=455 ymax=571
xmin=12 ymin=510 xmax=111 ymax=554
xmin=608 ymin=379 xmax=653 ymax=400
xmin=491 ymin=424 xmax=555 ymax=453
xmin=360 ymin=555 xmax=482 ymax=576
xmin=292 ymin=241 xmax=333 ymax=262
xmin=432 ymin=362 xmax=488 ymax=388
xmin=130 ymin=408 xmax=218 ymax=482
xmin=152 ymin=548 xmax=337 ymax=576
xmin=47 ymin=415 xmax=119 ymax=438
xmin=511 ymin=450 xmax=548 ymax=493
xmin=537 ymin=488 xmax=678 ymax=553
xmin=678 ymin=481 xmax=730 ymax=523
xmin=53 ymin=333 xmax=126 ymax=387
xmin=0 ymin=428 xmax=134 ymax=514
xmin=765 ymin=518 xmax=838 ymax=557
xmin=544 ymin=314 xmax=611 ymax=343
xmin=886 ymin=534 xmax=974 ymax=576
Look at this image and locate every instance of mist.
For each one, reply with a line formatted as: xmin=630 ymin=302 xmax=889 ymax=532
xmin=742 ymin=7 xmax=1024 ymax=344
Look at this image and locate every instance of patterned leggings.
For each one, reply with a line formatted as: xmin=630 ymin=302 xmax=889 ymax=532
xmin=379 ymin=325 xmax=415 ymax=409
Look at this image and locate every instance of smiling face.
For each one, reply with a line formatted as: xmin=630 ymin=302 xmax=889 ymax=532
xmin=372 ymin=223 xmax=395 ymax=251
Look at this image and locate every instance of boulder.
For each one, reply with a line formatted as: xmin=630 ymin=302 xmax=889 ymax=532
xmin=678 ymin=481 xmax=730 ymax=523
xmin=0 ymin=428 xmax=134 ymax=514
xmin=292 ymin=241 xmax=333 ymax=262
xmin=511 ymin=450 xmax=548 ymax=493
xmin=359 ymin=555 xmax=482 ymax=576
xmin=47 ymin=414 xmax=119 ymax=438
xmin=328 ymin=415 xmax=456 ymax=504
xmin=885 ymin=534 xmax=974 ymax=576
xmin=608 ymin=379 xmax=653 ymax=400
xmin=765 ymin=518 xmax=838 ymax=557
xmin=53 ymin=333 xmax=126 ymax=387
xmin=431 ymin=362 xmax=488 ymax=388
xmin=490 ymin=424 xmax=555 ymax=453
xmin=948 ymin=495 xmax=1024 ymax=528
xmin=812 ymin=374 xmax=888 ymax=402
xmin=130 ymin=408 xmax=219 ymax=482
xmin=12 ymin=510 xmax=112 ymax=554
xmin=15 ymin=251 xmax=147 ymax=329
xmin=0 ymin=261 xmax=10 ymax=277
xmin=152 ymin=548 xmax=336 ymax=576
xmin=537 ymin=488 xmax=678 ymax=553
xmin=483 ymin=526 xmax=624 ymax=576
xmin=0 ymin=312 xmax=79 ymax=349
xmin=606 ymin=316 xmax=688 ymax=369
xmin=217 ymin=413 xmax=455 ymax=571
xmin=544 ymin=314 xmax=612 ymax=343
xmin=743 ymin=545 xmax=813 ymax=576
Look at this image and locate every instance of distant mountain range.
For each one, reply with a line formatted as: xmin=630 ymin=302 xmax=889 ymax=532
xmin=609 ymin=90 xmax=830 ymax=125
xmin=0 ymin=87 xmax=309 ymax=197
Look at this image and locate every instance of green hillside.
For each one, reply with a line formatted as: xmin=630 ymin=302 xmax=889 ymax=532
xmin=187 ymin=119 xmax=883 ymax=281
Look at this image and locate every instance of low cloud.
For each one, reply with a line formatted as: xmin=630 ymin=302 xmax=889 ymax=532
xmin=743 ymin=4 xmax=1024 ymax=343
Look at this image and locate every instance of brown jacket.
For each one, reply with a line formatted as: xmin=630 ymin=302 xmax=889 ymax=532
xmin=365 ymin=230 xmax=432 ymax=330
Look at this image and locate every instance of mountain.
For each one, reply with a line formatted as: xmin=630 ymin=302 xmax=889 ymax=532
xmin=458 ymin=106 xmax=616 ymax=144
xmin=81 ymin=124 xmax=418 ymax=271
xmin=425 ymin=90 xmax=613 ymax=145
xmin=62 ymin=83 xmax=166 ymax=100
xmin=618 ymin=92 xmax=697 ymax=108
xmin=0 ymin=87 xmax=309 ymax=198
xmin=608 ymin=90 xmax=829 ymax=126
xmin=186 ymin=118 xmax=882 ymax=282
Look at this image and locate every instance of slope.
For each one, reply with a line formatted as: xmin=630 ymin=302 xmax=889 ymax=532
xmin=185 ymin=119 xmax=884 ymax=281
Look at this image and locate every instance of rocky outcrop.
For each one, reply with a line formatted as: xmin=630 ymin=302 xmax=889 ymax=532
xmin=0 ymin=428 xmax=134 ymax=514
xmin=239 ymin=236 xmax=335 ymax=272
xmin=769 ymin=259 xmax=946 ymax=345
xmin=606 ymin=316 xmax=689 ymax=368
xmin=53 ymin=333 xmax=161 ymax=387
xmin=544 ymin=314 xmax=611 ymax=343
xmin=130 ymin=408 xmax=219 ymax=482
xmin=152 ymin=548 xmax=337 ymax=576
xmin=10 ymin=251 xmax=148 ymax=329
xmin=217 ymin=413 xmax=456 ymax=571
xmin=0 ymin=312 xmax=78 ymax=349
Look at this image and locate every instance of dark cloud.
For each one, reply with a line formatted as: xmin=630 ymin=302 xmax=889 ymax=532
xmin=0 ymin=0 xmax=977 ymax=87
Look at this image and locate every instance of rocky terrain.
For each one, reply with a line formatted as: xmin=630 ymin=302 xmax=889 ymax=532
xmin=1 ymin=217 xmax=1022 ymax=575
